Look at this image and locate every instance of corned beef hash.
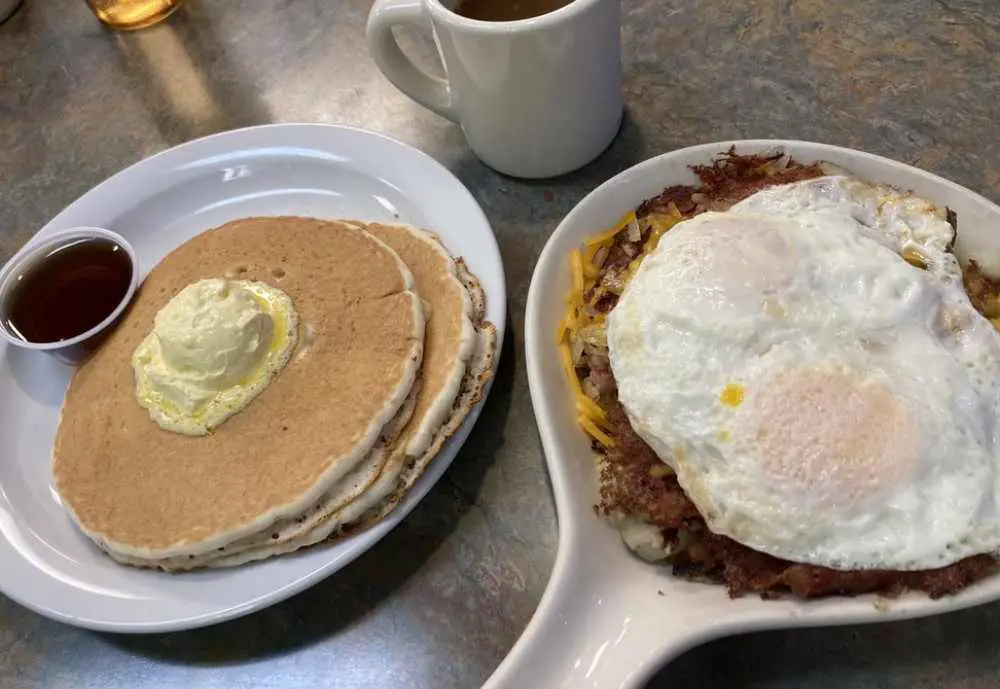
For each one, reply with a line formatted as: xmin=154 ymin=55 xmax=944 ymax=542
xmin=558 ymin=150 xmax=1000 ymax=600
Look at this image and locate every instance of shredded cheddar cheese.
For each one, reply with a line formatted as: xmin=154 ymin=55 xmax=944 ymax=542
xmin=579 ymin=414 xmax=614 ymax=447
xmin=576 ymin=395 xmax=608 ymax=425
xmin=584 ymin=211 xmax=637 ymax=248
xmin=556 ymin=316 xmax=570 ymax=344
xmin=557 ymin=205 xmax=686 ymax=450
xmin=584 ymin=225 xmax=622 ymax=248
xmin=559 ymin=342 xmax=584 ymax=395
xmin=570 ymin=249 xmax=584 ymax=295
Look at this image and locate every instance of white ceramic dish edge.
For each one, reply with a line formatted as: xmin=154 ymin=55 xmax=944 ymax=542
xmin=491 ymin=140 xmax=1000 ymax=689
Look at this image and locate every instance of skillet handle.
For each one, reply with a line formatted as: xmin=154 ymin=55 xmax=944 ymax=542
xmin=482 ymin=537 xmax=711 ymax=689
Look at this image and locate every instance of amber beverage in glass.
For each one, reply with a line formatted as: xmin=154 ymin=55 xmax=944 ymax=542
xmin=86 ymin=0 xmax=183 ymax=30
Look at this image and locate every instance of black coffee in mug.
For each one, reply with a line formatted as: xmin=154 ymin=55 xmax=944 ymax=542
xmin=453 ymin=0 xmax=573 ymax=22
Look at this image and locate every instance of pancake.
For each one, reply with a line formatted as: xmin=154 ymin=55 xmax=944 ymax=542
xmin=101 ymin=376 xmax=421 ymax=569
xmin=352 ymin=258 xmax=497 ymax=526
xmin=202 ymin=255 xmax=498 ymax=568
xmin=53 ymin=217 xmax=425 ymax=560
xmin=364 ymin=224 xmax=478 ymax=456
xmin=128 ymin=225 xmax=497 ymax=569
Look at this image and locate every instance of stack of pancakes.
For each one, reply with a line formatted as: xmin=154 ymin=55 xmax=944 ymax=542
xmin=52 ymin=217 xmax=496 ymax=570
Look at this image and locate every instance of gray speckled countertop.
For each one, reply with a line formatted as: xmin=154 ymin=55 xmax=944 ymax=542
xmin=1 ymin=1 xmax=1000 ymax=687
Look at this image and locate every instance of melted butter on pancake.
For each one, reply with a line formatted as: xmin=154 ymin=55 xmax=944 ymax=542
xmin=132 ymin=277 xmax=298 ymax=436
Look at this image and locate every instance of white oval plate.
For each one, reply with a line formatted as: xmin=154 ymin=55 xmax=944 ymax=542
xmin=501 ymin=141 xmax=1000 ymax=689
xmin=0 ymin=124 xmax=506 ymax=633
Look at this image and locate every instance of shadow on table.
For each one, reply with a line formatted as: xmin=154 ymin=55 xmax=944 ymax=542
xmin=448 ymin=106 xmax=651 ymax=196
xmin=565 ymin=106 xmax=655 ymax=190
xmin=97 ymin=319 xmax=517 ymax=665
xmin=105 ymin=0 xmax=272 ymax=146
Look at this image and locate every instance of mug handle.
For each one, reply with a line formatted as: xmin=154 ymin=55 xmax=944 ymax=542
xmin=366 ymin=0 xmax=458 ymax=122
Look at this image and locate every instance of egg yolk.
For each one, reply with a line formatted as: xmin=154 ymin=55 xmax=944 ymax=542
xmin=737 ymin=368 xmax=918 ymax=507
xmin=679 ymin=215 xmax=798 ymax=300
xmin=720 ymin=383 xmax=745 ymax=407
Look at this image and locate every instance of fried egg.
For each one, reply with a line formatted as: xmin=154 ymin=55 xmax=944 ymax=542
xmin=607 ymin=176 xmax=1000 ymax=571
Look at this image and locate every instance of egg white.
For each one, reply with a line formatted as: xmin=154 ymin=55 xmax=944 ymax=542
xmin=607 ymin=178 xmax=1000 ymax=571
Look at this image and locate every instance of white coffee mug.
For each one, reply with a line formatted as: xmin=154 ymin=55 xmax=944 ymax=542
xmin=0 ymin=0 xmax=23 ymax=23
xmin=367 ymin=0 xmax=623 ymax=179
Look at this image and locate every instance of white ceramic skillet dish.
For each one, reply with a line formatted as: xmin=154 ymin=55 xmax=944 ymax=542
xmin=502 ymin=141 xmax=1000 ymax=689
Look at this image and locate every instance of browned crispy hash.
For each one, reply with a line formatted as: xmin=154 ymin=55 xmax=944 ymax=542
xmin=964 ymin=259 xmax=1000 ymax=322
xmin=589 ymin=149 xmax=1000 ymax=599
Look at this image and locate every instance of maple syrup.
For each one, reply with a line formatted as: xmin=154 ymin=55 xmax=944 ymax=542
xmin=3 ymin=237 xmax=133 ymax=343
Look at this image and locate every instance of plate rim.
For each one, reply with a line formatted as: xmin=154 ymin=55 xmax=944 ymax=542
xmin=0 ymin=123 xmax=507 ymax=633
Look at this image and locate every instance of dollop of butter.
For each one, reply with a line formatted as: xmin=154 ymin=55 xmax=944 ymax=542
xmin=132 ymin=278 xmax=298 ymax=436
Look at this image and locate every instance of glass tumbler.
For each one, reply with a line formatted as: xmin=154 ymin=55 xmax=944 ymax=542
xmin=86 ymin=0 xmax=183 ymax=30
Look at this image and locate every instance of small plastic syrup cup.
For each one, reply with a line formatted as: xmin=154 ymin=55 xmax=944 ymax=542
xmin=0 ymin=227 xmax=140 ymax=365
